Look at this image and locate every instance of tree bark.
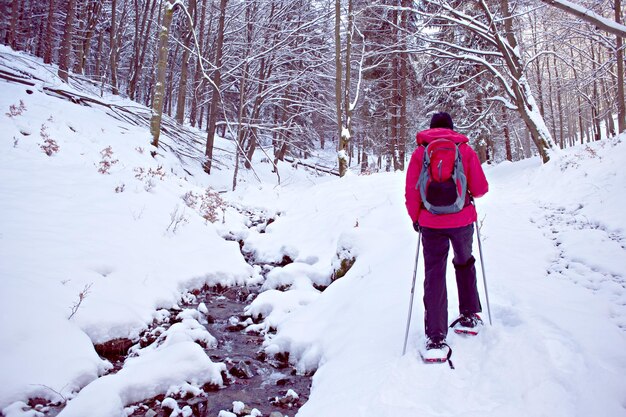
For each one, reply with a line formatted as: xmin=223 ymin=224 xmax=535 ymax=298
xmin=398 ymin=0 xmax=409 ymax=170
xmin=590 ymin=43 xmax=601 ymax=141
xmin=109 ymin=0 xmax=119 ymax=95
xmin=58 ymin=0 xmax=76 ymax=82
xmin=204 ymin=0 xmax=228 ymax=174
xmin=334 ymin=0 xmax=345 ymax=176
xmin=245 ymin=54 xmax=272 ymax=169
xmin=128 ymin=0 xmax=157 ymax=101
xmin=80 ymin=1 xmax=103 ymax=75
xmin=150 ymin=0 xmax=176 ymax=151
xmin=73 ymin=1 xmax=86 ymax=74
xmin=342 ymin=0 xmax=353 ymax=175
xmin=530 ymin=14 xmax=545 ymax=117
xmin=175 ymin=0 xmax=197 ymax=124
xmin=616 ymin=0 xmax=626 ymax=132
xmin=8 ymin=0 xmax=19 ymax=49
xmin=43 ymin=0 xmax=55 ymax=64
xmin=503 ymin=107 xmax=512 ymax=161
xmin=552 ymin=50 xmax=565 ymax=148
xmin=189 ymin=0 xmax=209 ymax=128
xmin=233 ymin=1 xmax=255 ymax=189
xmin=94 ymin=30 xmax=103 ymax=81
xmin=204 ymin=0 xmax=227 ymax=174
xmin=336 ymin=0 xmax=353 ymax=177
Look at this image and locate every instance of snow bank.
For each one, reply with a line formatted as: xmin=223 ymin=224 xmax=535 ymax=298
xmin=57 ymin=341 xmax=224 ymax=417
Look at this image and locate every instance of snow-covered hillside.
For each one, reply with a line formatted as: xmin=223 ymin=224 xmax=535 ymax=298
xmin=1 ymin=47 xmax=625 ymax=417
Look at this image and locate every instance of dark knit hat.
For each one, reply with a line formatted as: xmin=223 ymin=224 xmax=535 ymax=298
xmin=429 ymin=112 xmax=454 ymax=130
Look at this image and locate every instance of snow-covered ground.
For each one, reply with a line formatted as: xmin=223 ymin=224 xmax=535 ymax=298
xmin=1 ymin=47 xmax=625 ymax=417
xmin=243 ymin=140 xmax=626 ymax=417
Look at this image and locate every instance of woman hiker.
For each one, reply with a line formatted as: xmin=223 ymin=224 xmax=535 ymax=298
xmin=404 ymin=112 xmax=489 ymax=359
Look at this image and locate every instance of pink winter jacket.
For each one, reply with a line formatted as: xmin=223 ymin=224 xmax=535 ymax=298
xmin=405 ymin=128 xmax=489 ymax=229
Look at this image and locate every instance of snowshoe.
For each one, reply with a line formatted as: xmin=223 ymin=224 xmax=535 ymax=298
xmin=419 ymin=338 xmax=454 ymax=369
xmin=450 ymin=313 xmax=483 ymax=336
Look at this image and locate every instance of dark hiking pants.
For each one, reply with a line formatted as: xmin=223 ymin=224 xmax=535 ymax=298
xmin=421 ymin=224 xmax=482 ymax=342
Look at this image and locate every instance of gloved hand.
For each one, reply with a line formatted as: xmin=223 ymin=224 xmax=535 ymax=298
xmin=413 ymin=221 xmax=420 ymax=232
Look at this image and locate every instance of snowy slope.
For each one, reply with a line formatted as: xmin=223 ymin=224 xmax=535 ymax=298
xmin=1 ymin=46 xmax=626 ymax=417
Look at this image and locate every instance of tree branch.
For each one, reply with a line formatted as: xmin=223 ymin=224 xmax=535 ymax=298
xmin=539 ymin=0 xmax=626 ymax=38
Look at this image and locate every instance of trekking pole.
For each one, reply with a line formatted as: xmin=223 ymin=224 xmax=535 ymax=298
xmin=402 ymin=231 xmax=421 ymax=355
xmin=473 ymin=203 xmax=493 ymax=326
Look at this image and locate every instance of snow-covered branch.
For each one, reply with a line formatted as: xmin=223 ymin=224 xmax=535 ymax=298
xmin=539 ymin=0 xmax=626 ymax=38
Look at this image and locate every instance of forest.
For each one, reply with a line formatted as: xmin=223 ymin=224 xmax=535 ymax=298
xmin=1 ymin=0 xmax=624 ymax=175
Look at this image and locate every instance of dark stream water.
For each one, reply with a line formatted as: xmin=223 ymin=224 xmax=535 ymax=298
xmin=123 ymin=284 xmax=311 ymax=417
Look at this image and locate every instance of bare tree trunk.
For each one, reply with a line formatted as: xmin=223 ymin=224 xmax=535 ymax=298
xmin=165 ymin=43 xmax=178 ymax=116
xmin=503 ymin=107 xmax=512 ymax=161
xmin=335 ymin=0 xmax=353 ymax=177
xmin=43 ymin=0 xmax=55 ymax=64
xmin=552 ymin=50 xmax=565 ymax=148
xmin=109 ymin=0 xmax=119 ymax=95
xmin=149 ymin=0 xmax=176 ymax=151
xmin=128 ymin=0 xmax=157 ymax=100
xmin=204 ymin=0 xmax=228 ymax=174
xmin=175 ymin=0 xmax=197 ymax=124
xmin=243 ymin=0 xmax=286 ymax=169
xmin=569 ymin=46 xmax=585 ymax=145
xmin=245 ymin=47 xmax=273 ymax=169
xmin=545 ymin=51 xmax=557 ymax=142
xmin=389 ymin=6 xmax=400 ymax=170
xmin=334 ymin=0 xmax=345 ymax=176
xmin=36 ymin=6 xmax=46 ymax=58
xmin=601 ymin=76 xmax=616 ymax=136
xmin=73 ymin=1 xmax=86 ymax=74
xmin=94 ymin=30 xmax=103 ymax=81
xmin=591 ymin=43 xmax=601 ymax=140
xmin=8 ymin=0 xmax=19 ymax=49
xmin=233 ymin=0 xmax=256 ymax=188
xmin=398 ymin=0 xmax=410 ymax=170
xmin=616 ymin=0 xmax=626 ymax=132
xmin=531 ymin=14 xmax=545 ymax=117
xmin=343 ymin=0 xmax=353 ymax=174
xmin=360 ymin=137 xmax=368 ymax=173
xmin=233 ymin=67 xmax=248 ymax=191
xmin=80 ymin=1 xmax=103 ymax=75
xmin=273 ymin=94 xmax=290 ymax=167
xmin=189 ymin=0 xmax=209 ymax=128
xmin=58 ymin=0 xmax=76 ymax=82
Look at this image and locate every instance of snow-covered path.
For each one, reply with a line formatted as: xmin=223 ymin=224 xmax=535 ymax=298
xmin=247 ymin=140 xmax=626 ymax=417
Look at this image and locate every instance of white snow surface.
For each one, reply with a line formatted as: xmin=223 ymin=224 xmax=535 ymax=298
xmin=1 ymin=47 xmax=626 ymax=416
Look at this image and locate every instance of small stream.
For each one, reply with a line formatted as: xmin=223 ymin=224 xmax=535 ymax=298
xmin=123 ymin=284 xmax=312 ymax=417
xmin=23 ymin=212 xmax=316 ymax=417
xmin=121 ymin=210 xmax=315 ymax=416
xmin=30 ymin=281 xmax=312 ymax=417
